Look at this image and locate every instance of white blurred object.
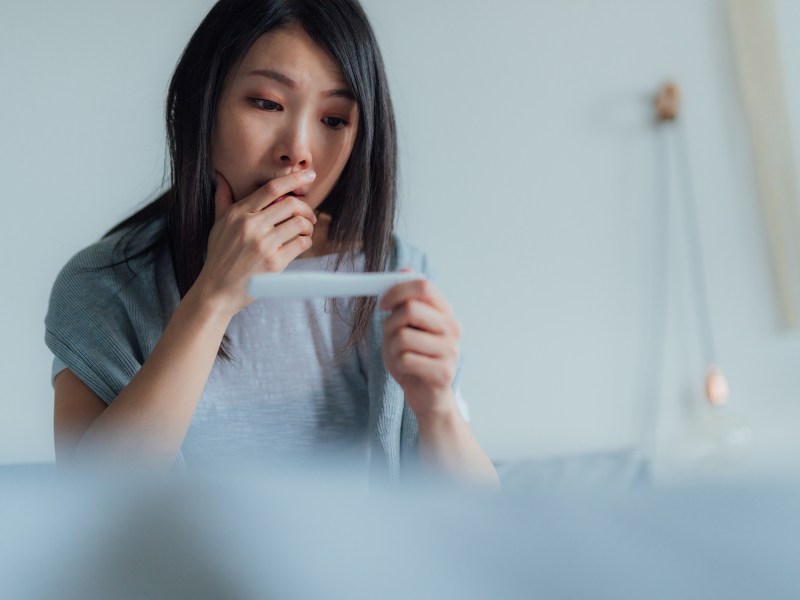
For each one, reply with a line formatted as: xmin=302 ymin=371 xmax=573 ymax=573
xmin=668 ymin=366 xmax=755 ymax=480
xmin=247 ymin=271 xmax=424 ymax=299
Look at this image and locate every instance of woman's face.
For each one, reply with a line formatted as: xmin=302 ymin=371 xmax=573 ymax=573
xmin=212 ymin=25 xmax=359 ymax=211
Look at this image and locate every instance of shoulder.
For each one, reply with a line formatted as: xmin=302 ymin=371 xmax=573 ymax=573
xmin=47 ymin=219 xmax=166 ymax=321
xmin=45 ymin=219 xmax=167 ymax=403
xmin=56 ymin=219 xmax=164 ymax=283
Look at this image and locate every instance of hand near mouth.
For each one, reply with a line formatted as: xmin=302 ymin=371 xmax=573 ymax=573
xmin=262 ymin=186 xmax=308 ymax=209
xmin=197 ymin=169 xmax=320 ymax=317
xmin=259 ymin=173 xmax=330 ymax=257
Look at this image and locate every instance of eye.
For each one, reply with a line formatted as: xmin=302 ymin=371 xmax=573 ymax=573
xmin=251 ymin=98 xmax=283 ymax=111
xmin=322 ymin=116 xmax=348 ymax=130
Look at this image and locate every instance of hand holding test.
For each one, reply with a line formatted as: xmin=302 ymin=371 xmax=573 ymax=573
xmin=247 ymin=271 xmax=425 ymax=299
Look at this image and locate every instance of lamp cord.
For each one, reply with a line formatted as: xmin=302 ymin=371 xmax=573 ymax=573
xmin=639 ymin=117 xmax=720 ymax=460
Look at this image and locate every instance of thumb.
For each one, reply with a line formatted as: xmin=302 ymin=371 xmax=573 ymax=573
xmin=214 ymin=171 xmax=234 ymax=220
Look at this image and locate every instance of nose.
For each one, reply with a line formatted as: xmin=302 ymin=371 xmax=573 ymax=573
xmin=274 ymin=117 xmax=312 ymax=168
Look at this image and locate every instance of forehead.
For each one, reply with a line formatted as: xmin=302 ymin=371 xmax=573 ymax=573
xmin=235 ymin=25 xmax=347 ymax=86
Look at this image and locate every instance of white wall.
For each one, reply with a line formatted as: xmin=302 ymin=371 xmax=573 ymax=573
xmin=2 ymin=1 xmax=799 ymax=473
xmin=0 ymin=0 xmax=217 ymax=463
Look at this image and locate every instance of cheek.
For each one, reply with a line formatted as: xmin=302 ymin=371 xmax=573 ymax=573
xmin=212 ymin=108 xmax=240 ymax=171
xmin=216 ymin=113 xmax=262 ymax=164
xmin=212 ymin=110 xmax=270 ymax=198
xmin=317 ymin=133 xmax=356 ymax=181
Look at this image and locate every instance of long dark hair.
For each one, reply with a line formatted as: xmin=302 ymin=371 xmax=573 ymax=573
xmin=106 ymin=0 xmax=397 ymax=359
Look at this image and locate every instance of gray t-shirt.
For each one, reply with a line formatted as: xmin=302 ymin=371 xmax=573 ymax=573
xmin=183 ymin=253 xmax=370 ymax=472
xmin=51 ymin=252 xmax=369 ymax=473
xmin=51 ymin=251 xmax=468 ymax=475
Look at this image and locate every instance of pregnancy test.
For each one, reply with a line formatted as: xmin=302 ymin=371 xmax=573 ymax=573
xmin=247 ymin=271 xmax=425 ymax=299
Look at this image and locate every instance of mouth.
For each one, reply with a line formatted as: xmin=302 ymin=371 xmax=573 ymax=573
xmin=256 ymin=181 xmax=307 ymax=198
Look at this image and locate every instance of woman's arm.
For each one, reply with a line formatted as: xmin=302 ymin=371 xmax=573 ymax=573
xmin=380 ymin=278 xmax=500 ymax=486
xmin=416 ymin=393 xmax=500 ymax=486
xmin=61 ymin=286 xmax=232 ymax=470
xmin=55 ymin=171 xmax=319 ymax=471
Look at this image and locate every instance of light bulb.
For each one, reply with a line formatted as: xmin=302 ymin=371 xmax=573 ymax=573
xmin=665 ymin=365 xmax=754 ymax=482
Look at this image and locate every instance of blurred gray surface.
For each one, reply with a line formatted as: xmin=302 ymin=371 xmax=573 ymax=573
xmin=496 ymin=448 xmax=649 ymax=490
xmin=1 ymin=463 xmax=799 ymax=599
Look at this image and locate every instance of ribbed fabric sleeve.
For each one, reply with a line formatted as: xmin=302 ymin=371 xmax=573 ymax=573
xmin=44 ymin=219 xmax=173 ymax=406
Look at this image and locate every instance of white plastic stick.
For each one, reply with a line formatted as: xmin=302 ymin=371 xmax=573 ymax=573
xmin=247 ymin=271 xmax=425 ymax=299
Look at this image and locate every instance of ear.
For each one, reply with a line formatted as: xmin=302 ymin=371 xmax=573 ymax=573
xmin=214 ymin=171 xmax=235 ymax=220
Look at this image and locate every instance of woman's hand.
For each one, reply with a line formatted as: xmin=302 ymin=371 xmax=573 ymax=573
xmin=193 ymin=170 xmax=318 ymax=318
xmin=382 ymin=274 xmax=499 ymax=485
xmin=380 ymin=273 xmax=462 ymax=420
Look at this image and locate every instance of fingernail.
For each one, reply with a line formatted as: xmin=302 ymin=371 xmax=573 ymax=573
xmin=301 ymin=170 xmax=316 ymax=181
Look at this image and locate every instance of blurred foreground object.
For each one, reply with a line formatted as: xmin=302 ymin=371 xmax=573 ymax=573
xmin=1 ymin=469 xmax=800 ymax=599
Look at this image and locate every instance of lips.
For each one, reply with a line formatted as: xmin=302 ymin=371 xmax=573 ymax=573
xmin=255 ymin=181 xmax=308 ymax=197
xmin=262 ymin=189 xmax=307 ymax=210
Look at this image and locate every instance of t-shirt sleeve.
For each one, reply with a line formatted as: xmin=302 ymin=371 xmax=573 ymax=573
xmin=51 ymin=355 xmax=68 ymax=387
xmin=44 ymin=241 xmax=151 ymax=406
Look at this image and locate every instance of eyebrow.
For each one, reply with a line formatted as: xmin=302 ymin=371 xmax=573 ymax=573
xmin=247 ymin=69 xmax=355 ymax=100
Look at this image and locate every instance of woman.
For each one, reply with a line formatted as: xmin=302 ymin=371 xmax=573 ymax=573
xmin=46 ymin=0 xmax=498 ymax=485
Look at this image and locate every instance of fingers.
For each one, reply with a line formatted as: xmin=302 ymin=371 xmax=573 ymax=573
xmin=276 ymin=233 xmax=314 ymax=259
xmin=253 ymin=200 xmax=316 ymax=253
xmin=379 ymin=275 xmax=462 ymax=399
xmin=383 ymin=298 xmax=459 ymax=339
xmin=227 ymin=195 xmax=317 ymax=252
xmin=214 ymin=171 xmax=317 ymax=231
xmin=386 ymin=326 xmax=456 ymax=360
xmin=214 ymin=172 xmax=235 ymax=220
xmin=270 ymin=214 xmax=316 ymax=248
xmin=240 ymin=170 xmax=317 ymax=213
xmin=381 ymin=279 xmax=461 ymax=368
xmin=379 ymin=277 xmax=453 ymax=315
xmin=390 ymin=351 xmax=457 ymax=390
xmin=265 ymin=196 xmax=318 ymax=228
xmin=253 ymin=224 xmax=315 ymax=273
xmin=211 ymin=188 xmax=315 ymax=270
